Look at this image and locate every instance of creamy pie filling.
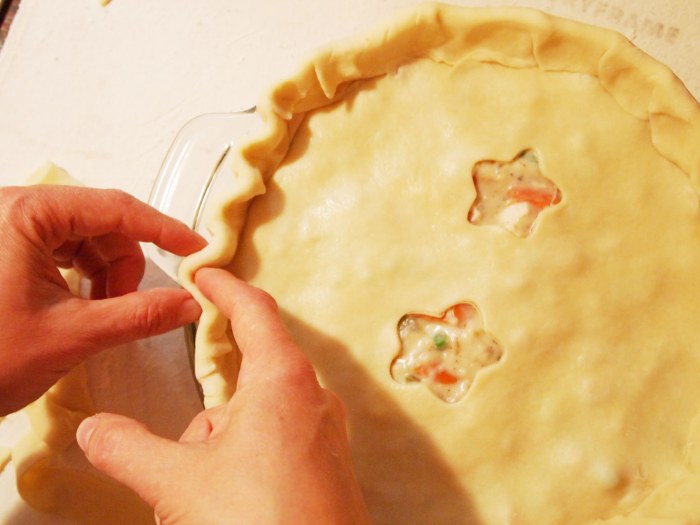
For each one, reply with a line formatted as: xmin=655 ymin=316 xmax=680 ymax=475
xmin=468 ymin=149 xmax=562 ymax=237
xmin=391 ymin=303 xmax=503 ymax=403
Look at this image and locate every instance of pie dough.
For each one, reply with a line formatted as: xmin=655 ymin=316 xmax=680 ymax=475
xmin=180 ymin=3 xmax=700 ymax=524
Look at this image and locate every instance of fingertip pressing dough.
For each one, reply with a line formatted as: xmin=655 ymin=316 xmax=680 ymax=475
xmin=179 ymin=3 xmax=700 ymax=523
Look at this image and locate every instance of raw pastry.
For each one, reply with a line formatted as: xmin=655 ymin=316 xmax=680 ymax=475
xmin=181 ymin=4 xmax=700 ymax=524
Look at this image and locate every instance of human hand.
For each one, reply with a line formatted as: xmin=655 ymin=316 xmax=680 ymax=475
xmin=76 ymin=268 xmax=372 ymax=525
xmin=0 ymin=185 xmax=206 ymax=415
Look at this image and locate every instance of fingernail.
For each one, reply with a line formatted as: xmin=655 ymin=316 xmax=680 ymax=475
xmin=76 ymin=416 xmax=99 ymax=451
xmin=179 ymin=297 xmax=202 ymax=324
xmin=194 ymin=231 xmax=208 ymax=248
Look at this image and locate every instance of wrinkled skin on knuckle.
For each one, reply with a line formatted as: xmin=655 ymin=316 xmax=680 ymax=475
xmin=274 ymin=357 xmax=320 ymax=394
xmin=105 ymin=189 xmax=134 ymax=208
xmin=128 ymin=299 xmax=168 ymax=339
xmin=0 ymin=187 xmax=22 ymax=219
xmin=255 ymin=360 xmax=325 ymax=422
xmin=104 ymin=189 xmax=135 ymax=227
xmin=0 ymin=188 xmax=37 ymax=233
xmin=0 ymin=186 xmax=29 ymax=209
xmin=0 ymin=187 xmax=65 ymax=248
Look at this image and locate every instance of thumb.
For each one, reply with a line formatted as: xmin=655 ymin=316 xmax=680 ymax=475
xmin=62 ymin=288 xmax=201 ymax=358
xmin=77 ymin=413 xmax=187 ymax=509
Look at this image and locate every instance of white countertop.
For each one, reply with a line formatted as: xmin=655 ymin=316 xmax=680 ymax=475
xmin=0 ymin=0 xmax=697 ymax=522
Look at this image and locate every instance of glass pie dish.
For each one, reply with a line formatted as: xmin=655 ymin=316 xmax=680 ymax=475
xmin=147 ymin=109 xmax=260 ymax=279
xmin=147 ymin=109 xmax=260 ymax=389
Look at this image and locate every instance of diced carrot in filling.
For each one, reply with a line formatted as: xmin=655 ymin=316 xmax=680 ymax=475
xmin=506 ymin=186 xmax=561 ymax=209
xmin=452 ymin=303 xmax=476 ymax=326
xmin=391 ymin=303 xmax=503 ymax=403
xmin=468 ymin=149 xmax=562 ymax=237
xmin=433 ymin=370 xmax=460 ymax=385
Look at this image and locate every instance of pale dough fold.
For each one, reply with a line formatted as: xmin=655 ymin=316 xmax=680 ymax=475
xmin=180 ymin=3 xmax=700 ymax=524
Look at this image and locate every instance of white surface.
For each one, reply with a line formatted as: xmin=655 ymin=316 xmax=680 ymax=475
xmin=0 ymin=0 xmax=696 ymax=523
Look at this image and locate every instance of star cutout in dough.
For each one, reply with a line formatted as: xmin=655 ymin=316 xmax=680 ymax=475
xmin=391 ymin=303 xmax=503 ymax=403
xmin=468 ymin=149 xmax=562 ymax=237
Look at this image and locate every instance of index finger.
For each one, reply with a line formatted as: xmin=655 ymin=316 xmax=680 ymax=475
xmin=194 ymin=267 xmax=309 ymax=371
xmin=16 ymin=185 xmax=206 ymax=255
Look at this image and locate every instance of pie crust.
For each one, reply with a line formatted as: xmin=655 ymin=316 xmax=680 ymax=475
xmin=180 ymin=4 xmax=700 ymax=523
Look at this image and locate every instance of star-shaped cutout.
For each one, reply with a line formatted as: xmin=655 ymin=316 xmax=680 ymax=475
xmin=391 ymin=303 xmax=503 ymax=403
xmin=468 ymin=149 xmax=562 ymax=237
